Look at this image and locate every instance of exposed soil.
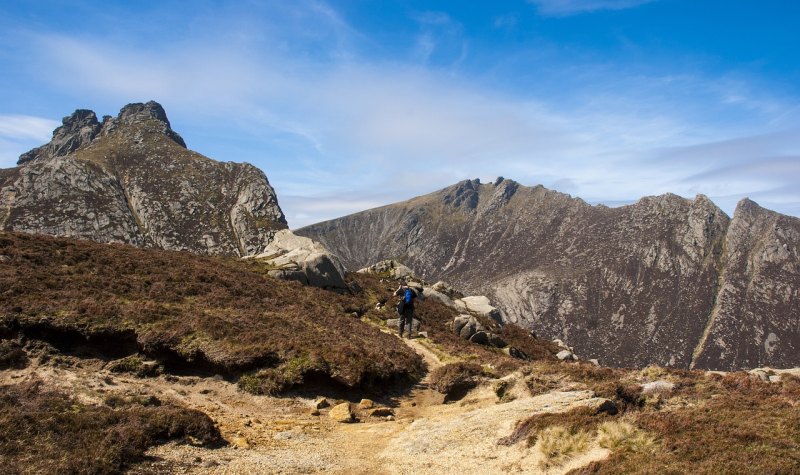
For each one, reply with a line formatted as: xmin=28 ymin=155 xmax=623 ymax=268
xmin=0 ymin=332 xmax=609 ymax=475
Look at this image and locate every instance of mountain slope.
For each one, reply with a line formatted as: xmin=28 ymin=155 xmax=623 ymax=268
xmin=297 ymin=178 xmax=800 ymax=370
xmin=0 ymin=101 xmax=286 ymax=256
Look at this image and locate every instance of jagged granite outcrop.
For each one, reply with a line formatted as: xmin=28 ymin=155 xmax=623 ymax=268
xmin=248 ymin=229 xmax=348 ymax=291
xmin=297 ymin=178 xmax=800 ymax=370
xmin=1 ymin=101 xmax=286 ymax=256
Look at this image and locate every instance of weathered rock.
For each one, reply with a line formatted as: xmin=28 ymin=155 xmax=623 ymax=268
xmin=358 ymin=260 xmax=415 ymax=279
xmin=3 ymin=101 xmax=287 ymax=257
xmin=641 ymin=380 xmax=675 ymax=395
xmin=588 ymin=359 xmax=600 ymax=366
xmin=469 ymin=331 xmax=491 ymax=345
xmin=459 ymin=318 xmax=484 ymax=340
xmin=749 ymin=369 xmax=770 ymax=382
xmin=691 ymin=199 xmax=800 ymax=370
xmin=359 ymin=399 xmax=374 ymax=409
xmin=17 ymin=109 xmax=102 ymax=165
xmin=487 ymin=333 xmax=507 ymax=348
xmin=502 ymin=346 xmax=528 ymax=360
xmin=557 ymin=350 xmax=576 ymax=361
xmin=454 ymin=296 xmax=503 ymax=321
xmin=251 ymin=230 xmax=347 ymax=291
xmin=452 ymin=315 xmax=472 ymax=335
xmin=314 ymin=397 xmax=330 ymax=409
xmin=422 ymin=287 xmax=454 ymax=307
xmin=329 ymin=403 xmax=354 ymax=423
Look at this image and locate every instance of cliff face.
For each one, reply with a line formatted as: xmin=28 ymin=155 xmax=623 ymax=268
xmin=297 ymin=178 xmax=800 ymax=370
xmin=691 ymin=199 xmax=800 ymax=370
xmin=0 ymin=101 xmax=286 ymax=256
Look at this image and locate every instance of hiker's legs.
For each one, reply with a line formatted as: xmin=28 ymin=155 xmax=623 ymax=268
xmin=403 ymin=307 xmax=414 ymax=338
xmin=398 ymin=317 xmax=405 ymax=337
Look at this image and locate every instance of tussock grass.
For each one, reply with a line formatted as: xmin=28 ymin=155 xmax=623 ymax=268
xmin=536 ymin=426 xmax=592 ymax=469
xmin=596 ymin=421 xmax=655 ymax=452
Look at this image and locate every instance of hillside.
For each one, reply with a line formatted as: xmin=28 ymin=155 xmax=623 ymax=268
xmin=297 ymin=178 xmax=800 ymax=370
xmin=2 ymin=231 xmax=798 ymax=474
xmin=0 ymin=102 xmax=286 ymax=256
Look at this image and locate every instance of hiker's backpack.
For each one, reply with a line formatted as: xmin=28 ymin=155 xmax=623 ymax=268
xmin=404 ymin=288 xmax=414 ymax=305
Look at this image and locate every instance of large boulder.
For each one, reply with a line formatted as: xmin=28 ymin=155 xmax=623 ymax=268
xmin=452 ymin=315 xmax=506 ymax=348
xmin=422 ymin=287 xmax=454 ymax=307
xmin=454 ymin=315 xmax=485 ymax=340
xmin=454 ymin=296 xmax=503 ymax=321
xmin=250 ymin=230 xmax=348 ymax=291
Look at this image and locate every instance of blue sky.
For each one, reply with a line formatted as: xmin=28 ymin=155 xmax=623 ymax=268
xmin=1 ymin=0 xmax=799 ymax=227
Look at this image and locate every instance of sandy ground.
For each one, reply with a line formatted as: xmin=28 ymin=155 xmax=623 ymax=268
xmin=1 ymin=334 xmax=613 ymax=474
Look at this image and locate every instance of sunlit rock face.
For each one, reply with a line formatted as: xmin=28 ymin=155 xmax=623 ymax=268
xmin=298 ymin=178 xmax=800 ymax=371
xmin=1 ymin=101 xmax=287 ymax=256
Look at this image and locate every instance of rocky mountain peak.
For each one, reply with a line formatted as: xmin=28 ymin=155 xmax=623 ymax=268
xmin=2 ymin=101 xmax=286 ymax=257
xmin=17 ymin=109 xmax=102 ymax=165
xmin=104 ymin=100 xmax=187 ymax=148
xmin=734 ymin=197 xmax=762 ymax=215
xmin=118 ymin=100 xmax=171 ymax=126
xmin=442 ymin=178 xmax=482 ymax=211
xmin=17 ymin=101 xmax=186 ymax=167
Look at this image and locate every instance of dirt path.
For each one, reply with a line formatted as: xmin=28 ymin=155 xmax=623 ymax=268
xmin=2 ymin=335 xmax=612 ymax=474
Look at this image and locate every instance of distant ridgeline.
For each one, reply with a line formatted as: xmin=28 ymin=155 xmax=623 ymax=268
xmin=297 ymin=178 xmax=800 ymax=371
xmin=0 ymin=101 xmax=287 ymax=256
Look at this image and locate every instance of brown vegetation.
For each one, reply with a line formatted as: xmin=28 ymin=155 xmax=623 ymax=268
xmin=499 ymin=406 xmax=613 ymax=447
xmin=568 ymin=371 xmax=800 ymax=474
xmin=0 ymin=231 xmax=422 ymax=392
xmin=0 ymin=380 xmax=220 ymax=475
xmin=429 ymin=362 xmax=485 ymax=401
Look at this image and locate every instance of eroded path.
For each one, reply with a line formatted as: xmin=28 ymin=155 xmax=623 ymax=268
xmin=1 ymin=334 xmax=611 ymax=474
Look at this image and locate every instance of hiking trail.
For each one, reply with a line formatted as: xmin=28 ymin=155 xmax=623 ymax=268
xmin=2 ymin=333 xmax=611 ymax=474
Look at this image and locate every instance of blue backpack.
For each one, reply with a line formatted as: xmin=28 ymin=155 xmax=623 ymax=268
xmin=404 ymin=288 xmax=415 ymax=305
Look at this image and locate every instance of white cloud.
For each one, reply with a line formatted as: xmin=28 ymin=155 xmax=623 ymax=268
xmin=528 ymin=0 xmax=657 ymax=16
xmin=0 ymin=115 xmax=59 ymax=168
xmin=0 ymin=115 xmax=58 ymax=141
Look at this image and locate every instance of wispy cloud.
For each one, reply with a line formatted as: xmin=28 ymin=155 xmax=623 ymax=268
xmin=0 ymin=115 xmax=59 ymax=167
xmin=528 ymin=0 xmax=657 ymax=16
xmin=0 ymin=115 xmax=58 ymax=141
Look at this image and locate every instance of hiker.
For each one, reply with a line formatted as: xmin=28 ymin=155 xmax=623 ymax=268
xmin=394 ymin=281 xmax=419 ymax=339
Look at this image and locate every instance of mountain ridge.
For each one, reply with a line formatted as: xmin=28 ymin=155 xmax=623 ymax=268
xmin=297 ymin=178 xmax=800 ymax=371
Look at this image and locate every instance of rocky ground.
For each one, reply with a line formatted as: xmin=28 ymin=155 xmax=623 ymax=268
xmin=1 ymin=330 xmax=620 ymax=475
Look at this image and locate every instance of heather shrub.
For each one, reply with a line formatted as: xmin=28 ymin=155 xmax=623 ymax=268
xmin=0 ymin=381 xmax=220 ymax=474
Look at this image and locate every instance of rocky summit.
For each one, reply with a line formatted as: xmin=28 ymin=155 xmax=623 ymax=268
xmin=1 ymin=101 xmax=286 ymax=256
xmin=297 ymin=178 xmax=800 ymax=371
